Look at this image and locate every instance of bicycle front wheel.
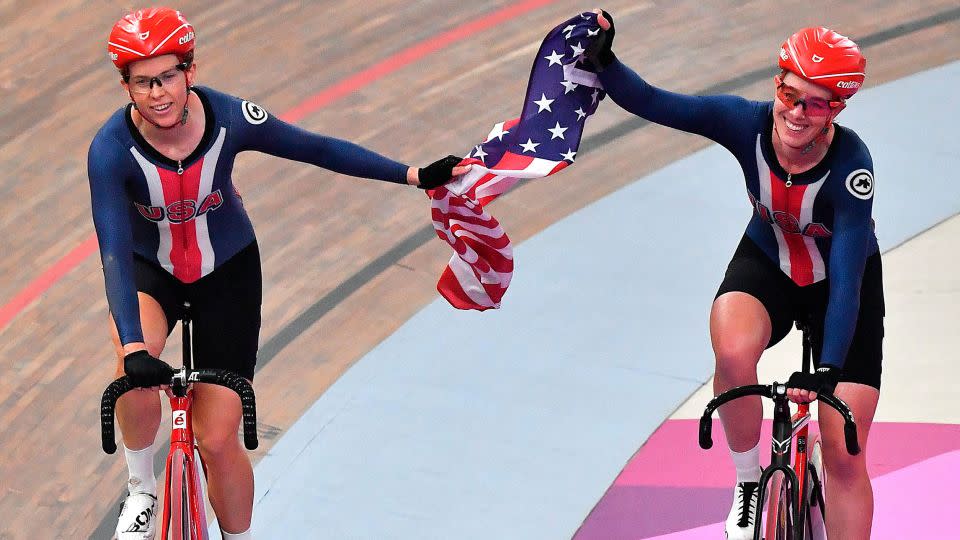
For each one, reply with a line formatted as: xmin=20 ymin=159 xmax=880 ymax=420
xmin=805 ymin=435 xmax=827 ymax=540
xmin=168 ymin=449 xmax=193 ymax=540
xmin=764 ymin=470 xmax=795 ymax=540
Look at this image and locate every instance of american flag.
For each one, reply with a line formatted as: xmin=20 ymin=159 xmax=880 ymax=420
xmin=428 ymin=12 xmax=606 ymax=310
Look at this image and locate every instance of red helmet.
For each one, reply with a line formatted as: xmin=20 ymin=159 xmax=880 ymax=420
xmin=778 ymin=27 xmax=866 ymax=100
xmin=108 ymin=7 xmax=195 ymax=72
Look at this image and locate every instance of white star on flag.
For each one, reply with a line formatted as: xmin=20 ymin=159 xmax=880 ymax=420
xmin=486 ymin=122 xmax=509 ymax=141
xmin=570 ymin=42 xmax=585 ymax=58
xmin=533 ymin=93 xmax=554 ymax=113
xmin=575 ymin=107 xmax=587 ymax=120
xmin=519 ymin=138 xmax=540 ymax=153
xmin=562 ymin=24 xmax=576 ymax=39
xmin=473 ymin=145 xmax=488 ymax=161
xmin=588 ymin=28 xmax=600 ymax=37
xmin=544 ymin=50 xmax=564 ymax=67
xmin=561 ymin=149 xmax=577 ymax=162
xmin=548 ymin=122 xmax=568 ymax=140
xmin=560 ymin=79 xmax=578 ymax=94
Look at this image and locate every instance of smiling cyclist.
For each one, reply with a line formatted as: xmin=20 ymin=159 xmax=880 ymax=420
xmin=587 ymin=10 xmax=883 ymax=540
xmin=90 ymin=7 xmax=469 ymax=539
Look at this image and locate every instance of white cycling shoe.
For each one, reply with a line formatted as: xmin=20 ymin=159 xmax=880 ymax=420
xmin=116 ymin=491 xmax=158 ymax=539
xmin=725 ymin=481 xmax=760 ymax=540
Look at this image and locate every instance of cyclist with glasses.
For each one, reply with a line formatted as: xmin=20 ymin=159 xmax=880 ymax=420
xmin=587 ymin=11 xmax=882 ymax=540
xmin=90 ymin=8 xmax=469 ymax=540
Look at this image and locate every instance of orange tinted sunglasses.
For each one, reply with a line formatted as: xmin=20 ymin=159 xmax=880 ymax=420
xmin=774 ymin=75 xmax=844 ymax=118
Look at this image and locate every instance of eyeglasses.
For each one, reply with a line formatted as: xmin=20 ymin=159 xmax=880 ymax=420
xmin=774 ymin=76 xmax=843 ymax=118
xmin=127 ymin=66 xmax=186 ymax=96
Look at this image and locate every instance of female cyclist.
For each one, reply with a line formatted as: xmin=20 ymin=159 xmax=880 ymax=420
xmin=90 ymin=8 xmax=469 ymax=540
xmin=588 ymin=10 xmax=882 ymax=540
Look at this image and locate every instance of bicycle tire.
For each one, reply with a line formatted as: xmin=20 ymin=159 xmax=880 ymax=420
xmin=764 ymin=470 xmax=795 ymax=540
xmin=189 ymin=447 xmax=210 ymax=540
xmin=805 ymin=435 xmax=827 ymax=540
xmin=168 ymin=449 xmax=192 ymax=540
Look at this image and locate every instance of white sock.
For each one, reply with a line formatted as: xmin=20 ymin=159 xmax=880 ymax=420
xmin=730 ymin=442 xmax=761 ymax=483
xmin=221 ymin=527 xmax=252 ymax=539
xmin=124 ymin=443 xmax=158 ymax=495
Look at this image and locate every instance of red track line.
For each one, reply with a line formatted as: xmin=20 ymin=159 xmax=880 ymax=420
xmin=281 ymin=0 xmax=555 ymax=122
xmin=0 ymin=235 xmax=100 ymax=330
xmin=0 ymin=0 xmax=558 ymax=332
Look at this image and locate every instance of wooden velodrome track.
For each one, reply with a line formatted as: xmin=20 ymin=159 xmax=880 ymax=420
xmin=0 ymin=1 xmax=957 ymax=538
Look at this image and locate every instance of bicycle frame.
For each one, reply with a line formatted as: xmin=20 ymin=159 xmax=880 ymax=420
xmin=160 ymin=367 xmax=209 ymax=540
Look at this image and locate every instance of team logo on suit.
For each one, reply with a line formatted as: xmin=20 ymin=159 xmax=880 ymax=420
xmin=845 ymin=169 xmax=874 ymax=200
xmin=241 ymin=100 xmax=268 ymax=125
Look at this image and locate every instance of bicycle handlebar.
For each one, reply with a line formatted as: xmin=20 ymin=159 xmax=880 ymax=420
xmin=100 ymin=376 xmax=134 ymax=454
xmin=100 ymin=368 xmax=259 ymax=454
xmin=698 ymin=383 xmax=860 ymax=455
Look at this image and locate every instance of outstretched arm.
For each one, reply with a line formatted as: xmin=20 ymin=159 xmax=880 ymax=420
xmin=590 ymin=9 xmax=757 ymax=147
xmin=236 ymin=103 xmax=470 ymax=187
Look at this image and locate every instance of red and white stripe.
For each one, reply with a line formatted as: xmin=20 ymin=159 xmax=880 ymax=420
xmin=429 ymin=120 xmax=568 ymax=310
xmin=130 ymin=128 xmax=225 ymax=283
xmin=108 ymin=24 xmax=193 ymax=58
xmin=785 ymin=39 xmax=864 ymax=81
xmin=754 ymin=135 xmax=828 ymax=286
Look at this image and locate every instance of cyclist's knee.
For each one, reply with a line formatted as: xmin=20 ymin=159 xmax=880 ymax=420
xmin=822 ymin=439 xmax=867 ymax=482
xmin=713 ymin=337 xmax=763 ymax=379
xmin=191 ymin=384 xmax=244 ymax=458
xmin=195 ymin=423 xmax=243 ymax=458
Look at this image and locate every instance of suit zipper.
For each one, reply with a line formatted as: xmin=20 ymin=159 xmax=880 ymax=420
xmin=177 ymin=160 xmax=188 ymax=274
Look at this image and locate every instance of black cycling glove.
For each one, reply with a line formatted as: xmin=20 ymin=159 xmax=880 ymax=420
xmin=124 ymin=350 xmax=175 ymax=388
xmin=417 ymin=155 xmax=463 ymax=190
xmin=787 ymin=366 xmax=841 ymax=396
xmin=585 ymin=10 xmax=616 ymax=70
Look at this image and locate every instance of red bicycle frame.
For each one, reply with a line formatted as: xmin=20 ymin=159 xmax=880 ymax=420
xmin=790 ymin=402 xmax=812 ymax=511
xmin=160 ymin=385 xmax=209 ymax=540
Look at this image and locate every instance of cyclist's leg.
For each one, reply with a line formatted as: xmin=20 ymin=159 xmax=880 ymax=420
xmin=712 ymin=236 xmax=793 ymax=452
xmin=192 ymin=384 xmax=254 ymax=534
xmin=711 ymin=292 xmax=769 ymax=451
xmin=711 ymin=293 xmax=770 ymax=539
xmin=818 ymin=383 xmax=878 ymax=540
xmin=712 ymin=236 xmax=794 ymax=539
xmin=109 ymin=291 xmax=172 ymax=538
xmin=188 ymin=241 xmax=261 ymax=535
xmin=811 ymin=251 xmax=883 ymax=539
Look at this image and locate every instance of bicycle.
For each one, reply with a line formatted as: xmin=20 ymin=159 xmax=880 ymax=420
xmin=698 ymin=322 xmax=861 ymax=540
xmin=100 ymin=306 xmax=259 ymax=540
